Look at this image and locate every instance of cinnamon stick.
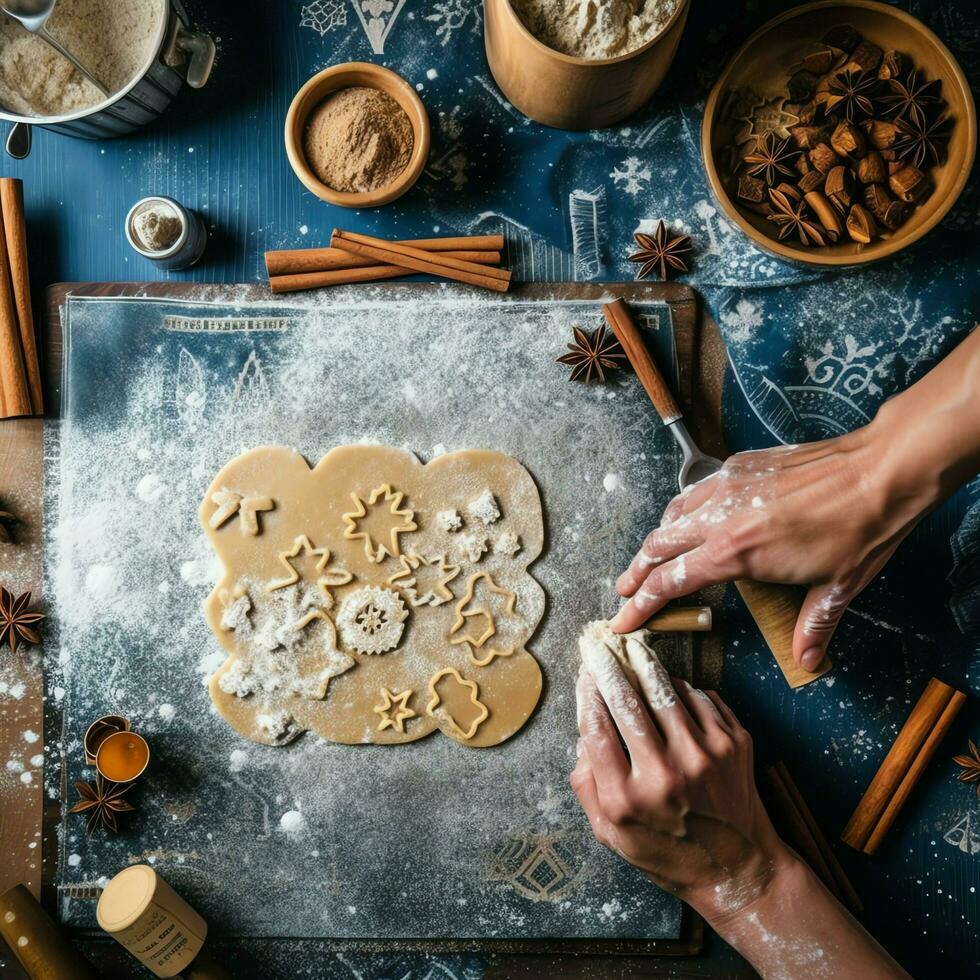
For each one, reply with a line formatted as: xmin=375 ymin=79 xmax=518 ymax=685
xmin=841 ymin=677 xmax=966 ymax=854
xmin=270 ymin=265 xmax=409 ymax=293
xmin=266 ymin=238 xmax=502 ymax=276
xmin=0 ymin=195 xmax=30 ymax=419
xmin=764 ymin=762 xmax=862 ymax=913
xmin=331 ymin=230 xmax=511 ymax=293
xmin=0 ymin=178 xmax=41 ymax=414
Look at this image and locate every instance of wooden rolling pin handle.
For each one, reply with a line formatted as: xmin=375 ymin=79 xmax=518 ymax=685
xmin=735 ymin=579 xmax=830 ymax=688
xmin=602 ymin=297 xmax=682 ymax=423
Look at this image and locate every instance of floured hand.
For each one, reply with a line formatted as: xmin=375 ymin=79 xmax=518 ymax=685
xmin=571 ymin=630 xmax=785 ymax=915
xmin=611 ymin=328 xmax=980 ymax=674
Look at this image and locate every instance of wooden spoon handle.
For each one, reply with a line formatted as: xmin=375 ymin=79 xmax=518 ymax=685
xmin=603 ymin=297 xmax=682 ymax=423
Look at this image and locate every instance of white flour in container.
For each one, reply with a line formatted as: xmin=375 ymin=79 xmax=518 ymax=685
xmin=511 ymin=0 xmax=680 ymax=60
xmin=0 ymin=0 xmax=164 ymax=117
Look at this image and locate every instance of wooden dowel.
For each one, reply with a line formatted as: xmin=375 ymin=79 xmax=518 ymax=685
xmin=768 ymin=762 xmax=863 ymax=912
xmin=0 ymin=198 xmax=31 ymax=419
xmin=270 ymin=265 xmax=410 ymax=293
xmin=0 ymin=178 xmax=41 ymax=414
xmin=0 ymin=884 xmax=98 ymax=979
xmin=861 ymin=687 xmax=966 ymax=855
xmin=841 ymin=678 xmax=963 ymax=852
xmin=602 ymin=298 xmax=682 ymax=422
xmin=331 ymin=229 xmax=511 ymax=293
xmin=266 ymin=240 xmax=501 ymax=276
xmin=602 ymin=298 xmax=827 ymax=689
xmin=641 ymin=606 xmax=712 ymax=632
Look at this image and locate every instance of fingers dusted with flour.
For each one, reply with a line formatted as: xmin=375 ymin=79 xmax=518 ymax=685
xmin=571 ymin=621 xmax=910 ymax=979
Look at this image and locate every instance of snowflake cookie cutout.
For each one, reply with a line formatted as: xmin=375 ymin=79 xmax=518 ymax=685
xmin=458 ymin=530 xmax=489 ymax=563
xmin=343 ymin=485 xmax=417 ymax=563
xmin=336 ymin=585 xmax=408 ymax=655
xmin=387 ymin=553 xmax=459 ymax=607
xmin=435 ymin=509 xmax=463 ymax=533
xmin=493 ymin=531 xmax=522 ymax=558
xmin=467 ymin=489 xmax=501 ymax=526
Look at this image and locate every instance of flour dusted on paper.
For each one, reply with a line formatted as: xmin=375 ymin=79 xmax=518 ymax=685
xmin=511 ymin=0 xmax=680 ymax=60
xmin=0 ymin=0 xmax=164 ymax=117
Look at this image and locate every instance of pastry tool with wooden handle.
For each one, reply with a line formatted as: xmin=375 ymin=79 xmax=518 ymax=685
xmin=602 ymin=298 xmax=829 ymax=689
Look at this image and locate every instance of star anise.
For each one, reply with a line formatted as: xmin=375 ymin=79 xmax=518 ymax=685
xmin=881 ymin=70 xmax=943 ymax=126
xmin=557 ymin=325 xmax=626 ymax=383
xmin=70 ymin=773 xmax=136 ymax=833
xmin=767 ymin=188 xmax=826 ymax=247
xmin=743 ymin=132 xmax=799 ymax=186
xmin=0 ymin=588 xmax=45 ymax=653
xmin=953 ymin=739 xmax=980 ymax=800
xmin=894 ymin=112 xmax=951 ymax=169
xmin=824 ymin=69 xmax=879 ymax=121
xmin=0 ymin=508 xmax=16 ymax=544
xmin=628 ymin=221 xmax=692 ymax=281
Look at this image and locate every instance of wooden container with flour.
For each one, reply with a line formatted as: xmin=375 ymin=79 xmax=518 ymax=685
xmin=484 ymin=0 xmax=690 ymax=129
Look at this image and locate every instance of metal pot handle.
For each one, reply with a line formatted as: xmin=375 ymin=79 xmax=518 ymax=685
xmin=172 ymin=27 xmax=215 ymax=89
xmin=5 ymin=122 xmax=32 ymax=159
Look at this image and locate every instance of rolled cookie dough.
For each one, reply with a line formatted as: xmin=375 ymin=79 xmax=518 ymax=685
xmin=200 ymin=445 xmax=545 ymax=748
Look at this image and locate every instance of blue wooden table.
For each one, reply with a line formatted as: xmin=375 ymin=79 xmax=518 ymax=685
xmin=4 ymin=0 xmax=980 ymax=976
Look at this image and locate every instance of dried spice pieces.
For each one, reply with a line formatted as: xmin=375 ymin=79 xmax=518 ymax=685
xmin=628 ymin=221 xmax=692 ymax=280
xmin=70 ymin=773 xmax=135 ymax=833
xmin=953 ymin=740 xmax=980 ymax=799
xmin=0 ymin=587 xmax=44 ymax=653
xmin=557 ymin=325 xmax=626 ymax=383
xmin=729 ymin=23 xmax=953 ymax=250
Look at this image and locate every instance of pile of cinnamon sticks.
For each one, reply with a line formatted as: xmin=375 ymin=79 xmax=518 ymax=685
xmin=265 ymin=231 xmax=509 ymax=294
xmin=0 ymin=178 xmax=42 ymax=419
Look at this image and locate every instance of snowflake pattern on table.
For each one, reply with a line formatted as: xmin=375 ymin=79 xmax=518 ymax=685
xmin=350 ymin=0 xmax=407 ymax=54
xmin=425 ymin=0 xmax=482 ymax=46
xmin=609 ymin=156 xmax=651 ymax=196
xmin=299 ymin=0 xmax=347 ymax=36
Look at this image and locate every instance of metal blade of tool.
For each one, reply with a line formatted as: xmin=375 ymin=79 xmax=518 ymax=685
xmin=603 ymin=298 xmax=830 ymax=689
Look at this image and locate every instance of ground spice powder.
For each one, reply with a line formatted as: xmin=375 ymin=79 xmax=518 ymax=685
xmin=303 ymin=86 xmax=414 ymax=194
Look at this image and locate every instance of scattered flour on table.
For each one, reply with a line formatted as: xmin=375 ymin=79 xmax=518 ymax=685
xmin=511 ymin=0 xmax=680 ymax=60
xmin=45 ymin=288 xmax=683 ymax=941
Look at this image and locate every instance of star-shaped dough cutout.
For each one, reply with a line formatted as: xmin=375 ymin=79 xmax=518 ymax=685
xmin=342 ymin=485 xmax=417 ymax=563
xmin=266 ymin=535 xmax=353 ymax=608
xmin=387 ymin=553 xmax=459 ymax=607
xmin=209 ymin=490 xmax=274 ymax=536
xmin=449 ymin=571 xmax=517 ymax=650
xmin=373 ymin=688 xmax=417 ymax=734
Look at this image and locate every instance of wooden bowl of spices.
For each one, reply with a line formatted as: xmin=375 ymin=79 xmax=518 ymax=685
xmin=485 ymin=0 xmax=690 ymax=130
xmin=702 ymin=0 xmax=976 ymax=266
xmin=285 ymin=63 xmax=430 ymax=208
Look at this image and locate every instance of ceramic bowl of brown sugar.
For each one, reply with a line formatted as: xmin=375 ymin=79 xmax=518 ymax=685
xmin=285 ymin=62 xmax=430 ymax=208
xmin=702 ymin=0 xmax=976 ymax=267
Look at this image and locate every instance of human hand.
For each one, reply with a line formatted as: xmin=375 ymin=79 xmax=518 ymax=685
xmin=571 ymin=630 xmax=912 ymax=978
xmin=610 ymin=424 xmax=931 ymax=672
xmin=570 ymin=627 xmax=788 ymax=918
